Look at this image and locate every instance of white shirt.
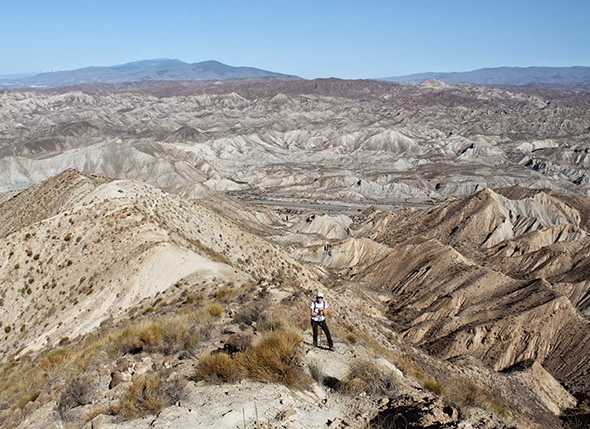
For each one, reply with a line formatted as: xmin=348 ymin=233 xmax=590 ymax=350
xmin=311 ymin=299 xmax=328 ymax=322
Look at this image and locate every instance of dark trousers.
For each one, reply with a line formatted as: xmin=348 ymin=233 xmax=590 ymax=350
xmin=312 ymin=319 xmax=333 ymax=348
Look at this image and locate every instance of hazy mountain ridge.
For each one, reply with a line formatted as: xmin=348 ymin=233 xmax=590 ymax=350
xmin=0 ymin=59 xmax=300 ymax=88
xmin=4 ymin=61 xmax=590 ymax=89
xmin=382 ymin=66 xmax=590 ymax=86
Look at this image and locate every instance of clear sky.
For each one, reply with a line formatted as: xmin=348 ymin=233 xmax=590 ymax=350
xmin=1 ymin=0 xmax=589 ymax=78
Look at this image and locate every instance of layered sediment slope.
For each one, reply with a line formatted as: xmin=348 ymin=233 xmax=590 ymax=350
xmin=352 ymin=187 xmax=590 ymax=397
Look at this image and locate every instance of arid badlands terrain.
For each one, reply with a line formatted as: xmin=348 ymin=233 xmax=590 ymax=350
xmin=1 ymin=79 xmax=590 ymax=428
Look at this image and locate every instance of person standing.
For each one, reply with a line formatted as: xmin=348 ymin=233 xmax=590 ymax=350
xmin=310 ymin=291 xmax=334 ymax=351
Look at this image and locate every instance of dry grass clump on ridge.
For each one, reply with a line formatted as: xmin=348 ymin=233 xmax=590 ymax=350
xmin=110 ymin=314 xmax=201 ymax=355
xmin=117 ymin=373 xmax=169 ymax=419
xmin=443 ymin=378 xmax=508 ymax=418
xmin=196 ymin=328 xmax=309 ymax=389
xmin=236 ymin=329 xmax=308 ymax=388
xmin=196 ymin=352 xmax=242 ymax=383
xmin=423 ymin=378 xmax=442 ymax=395
xmin=207 ymin=302 xmax=224 ymax=318
xmin=57 ymin=376 xmax=92 ymax=420
xmin=213 ymin=285 xmax=237 ymax=303
xmin=343 ymin=359 xmax=397 ymax=396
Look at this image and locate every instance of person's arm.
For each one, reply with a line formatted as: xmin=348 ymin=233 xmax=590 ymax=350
xmin=310 ymin=303 xmax=316 ymax=318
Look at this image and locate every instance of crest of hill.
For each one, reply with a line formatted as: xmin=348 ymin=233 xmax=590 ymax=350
xmin=0 ymin=170 xmax=319 ymax=359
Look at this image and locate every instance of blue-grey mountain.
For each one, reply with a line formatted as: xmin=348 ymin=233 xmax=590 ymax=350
xmin=382 ymin=66 xmax=590 ymax=86
xmin=0 ymin=59 xmax=299 ymax=88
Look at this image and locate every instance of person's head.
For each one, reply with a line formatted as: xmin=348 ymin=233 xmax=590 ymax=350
xmin=315 ymin=291 xmax=324 ymax=302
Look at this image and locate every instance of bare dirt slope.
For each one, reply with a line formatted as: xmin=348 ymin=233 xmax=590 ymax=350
xmin=347 ymin=187 xmax=590 ymax=398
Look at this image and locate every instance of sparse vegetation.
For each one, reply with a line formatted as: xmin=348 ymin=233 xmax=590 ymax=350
xmin=0 ymin=78 xmax=586 ymax=429
xmin=424 ymin=378 xmax=442 ymax=395
xmin=58 ymin=376 xmax=91 ymax=420
xmin=307 ymin=361 xmax=324 ymax=385
xmin=343 ymin=359 xmax=397 ymax=396
xmin=110 ymin=314 xmax=201 ymax=355
xmin=442 ymin=377 xmax=508 ymax=418
xmin=207 ymin=302 xmax=224 ymax=318
xmin=118 ymin=372 xmax=169 ymax=419
xmin=0 ymin=308 xmax=209 ymax=423
xmin=13 ymin=390 xmax=41 ymax=410
xmin=233 ymin=300 xmax=264 ymax=326
xmin=196 ymin=352 xmax=242 ymax=383
xmin=213 ymin=285 xmax=236 ymax=303
xmin=196 ymin=328 xmax=309 ymax=389
xmin=345 ymin=333 xmax=357 ymax=344
xmin=358 ymin=332 xmax=511 ymax=420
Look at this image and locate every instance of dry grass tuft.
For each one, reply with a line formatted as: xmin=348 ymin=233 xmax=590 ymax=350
xmin=12 ymin=390 xmax=41 ymax=411
xmin=255 ymin=311 xmax=287 ymax=332
xmin=58 ymin=376 xmax=92 ymax=420
xmin=424 ymin=378 xmax=442 ymax=395
xmin=214 ymin=286 xmax=236 ymax=303
xmin=307 ymin=361 xmax=323 ymax=384
xmin=233 ymin=300 xmax=266 ymax=326
xmin=207 ymin=303 xmax=224 ymax=318
xmin=118 ymin=373 xmax=168 ymax=419
xmin=196 ymin=353 xmax=242 ymax=383
xmin=442 ymin=378 xmax=508 ymax=418
xmin=343 ymin=359 xmax=397 ymax=396
xmin=196 ymin=328 xmax=309 ymax=389
xmin=39 ymin=348 xmax=73 ymax=371
xmin=111 ymin=315 xmax=201 ymax=355
xmin=236 ymin=329 xmax=308 ymax=388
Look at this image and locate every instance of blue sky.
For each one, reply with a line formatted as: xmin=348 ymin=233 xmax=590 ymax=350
xmin=1 ymin=0 xmax=589 ymax=78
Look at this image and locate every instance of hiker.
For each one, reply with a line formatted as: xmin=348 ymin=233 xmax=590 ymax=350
xmin=310 ymin=291 xmax=334 ymax=350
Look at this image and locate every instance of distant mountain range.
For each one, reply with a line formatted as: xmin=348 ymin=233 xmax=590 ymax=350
xmin=0 ymin=59 xmax=299 ymax=88
xmin=3 ymin=61 xmax=590 ymax=89
xmin=382 ymin=66 xmax=590 ymax=86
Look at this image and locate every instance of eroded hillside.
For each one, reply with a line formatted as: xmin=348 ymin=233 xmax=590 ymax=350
xmin=308 ymin=187 xmax=590 ymax=403
xmin=1 ymin=80 xmax=589 ymax=208
xmin=0 ymin=171 xmax=588 ymax=428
